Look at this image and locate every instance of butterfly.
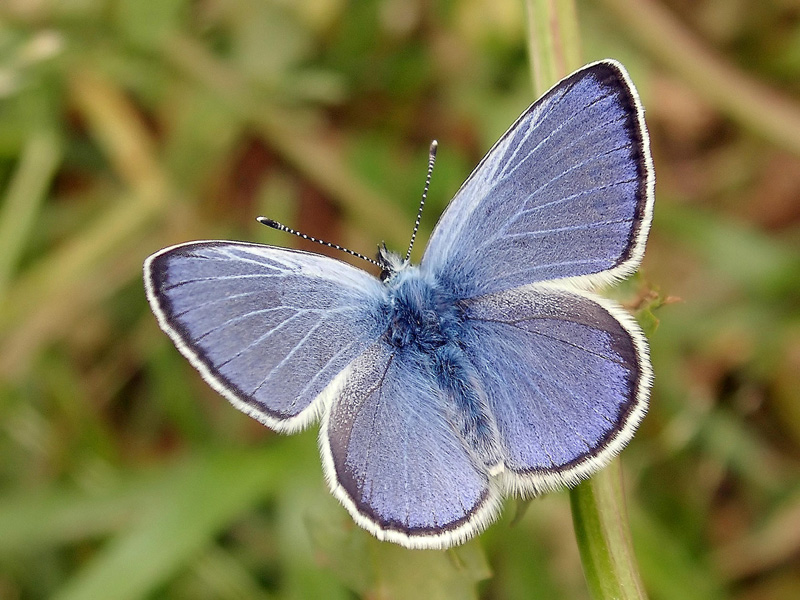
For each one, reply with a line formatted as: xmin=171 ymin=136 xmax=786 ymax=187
xmin=144 ymin=59 xmax=654 ymax=550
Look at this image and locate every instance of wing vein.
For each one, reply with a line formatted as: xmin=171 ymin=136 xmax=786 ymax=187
xmin=471 ymin=319 xmax=629 ymax=367
xmin=498 ymin=100 xmax=621 ymax=184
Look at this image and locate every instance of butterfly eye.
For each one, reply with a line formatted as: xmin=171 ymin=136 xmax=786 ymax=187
xmin=377 ymin=244 xmax=407 ymax=281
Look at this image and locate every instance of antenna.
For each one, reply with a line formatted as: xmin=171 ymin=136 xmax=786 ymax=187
xmin=257 ymin=217 xmax=381 ymax=268
xmin=405 ymin=140 xmax=438 ymax=262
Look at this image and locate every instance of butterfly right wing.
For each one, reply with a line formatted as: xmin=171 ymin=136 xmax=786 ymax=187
xmin=144 ymin=241 xmax=388 ymax=433
xmin=421 ymin=60 xmax=654 ymax=298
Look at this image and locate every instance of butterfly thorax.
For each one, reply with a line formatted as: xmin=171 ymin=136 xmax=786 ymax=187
xmin=383 ymin=267 xmax=462 ymax=351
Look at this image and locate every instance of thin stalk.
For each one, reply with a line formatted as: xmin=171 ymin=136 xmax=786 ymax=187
xmin=571 ymin=461 xmax=648 ymax=599
xmin=524 ymin=0 xmax=581 ymax=96
xmin=522 ymin=2 xmax=648 ymax=598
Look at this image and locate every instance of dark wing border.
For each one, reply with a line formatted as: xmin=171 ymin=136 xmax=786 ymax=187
xmin=144 ymin=241 xmax=382 ymax=433
xmin=422 ymin=59 xmax=655 ymax=292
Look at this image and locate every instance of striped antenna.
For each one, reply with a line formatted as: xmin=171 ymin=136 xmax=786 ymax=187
xmin=257 ymin=217 xmax=381 ymax=268
xmin=405 ymin=140 xmax=438 ymax=262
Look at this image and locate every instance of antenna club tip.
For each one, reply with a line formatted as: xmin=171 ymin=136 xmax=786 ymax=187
xmin=430 ymin=140 xmax=438 ymax=154
xmin=257 ymin=216 xmax=281 ymax=229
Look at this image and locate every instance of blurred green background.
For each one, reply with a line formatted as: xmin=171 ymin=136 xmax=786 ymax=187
xmin=1 ymin=0 xmax=799 ymax=598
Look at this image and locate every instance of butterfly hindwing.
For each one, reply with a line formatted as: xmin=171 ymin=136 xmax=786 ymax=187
xmin=460 ymin=285 xmax=651 ymax=493
xmin=421 ymin=60 xmax=654 ymax=298
xmin=144 ymin=241 xmax=387 ymax=432
xmin=321 ymin=342 xmax=501 ymax=549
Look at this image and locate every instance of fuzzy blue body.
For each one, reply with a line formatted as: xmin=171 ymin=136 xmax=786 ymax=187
xmin=382 ymin=266 xmax=501 ymax=468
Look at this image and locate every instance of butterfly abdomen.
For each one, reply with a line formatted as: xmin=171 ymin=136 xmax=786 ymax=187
xmin=432 ymin=344 xmax=503 ymax=470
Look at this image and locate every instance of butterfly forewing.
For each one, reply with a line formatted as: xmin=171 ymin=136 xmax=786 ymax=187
xmin=421 ymin=60 xmax=654 ymax=298
xmin=144 ymin=242 xmax=387 ymax=432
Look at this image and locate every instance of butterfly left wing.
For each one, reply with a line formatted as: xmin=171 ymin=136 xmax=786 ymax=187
xmin=144 ymin=241 xmax=387 ymax=433
xmin=320 ymin=342 xmax=501 ymax=549
xmin=421 ymin=60 xmax=654 ymax=298
xmin=459 ymin=285 xmax=651 ymax=493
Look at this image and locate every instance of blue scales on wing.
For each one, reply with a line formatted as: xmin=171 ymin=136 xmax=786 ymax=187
xmin=460 ymin=286 xmax=651 ymax=493
xmin=422 ymin=61 xmax=653 ymax=298
xmin=144 ymin=242 xmax=388 ymax=431
xmin=321 ymin=342 xmax=499 ymax=548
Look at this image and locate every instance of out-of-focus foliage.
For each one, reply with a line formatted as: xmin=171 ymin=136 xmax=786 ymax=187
xmin=0 ymin=0 xmax=798 ymax=598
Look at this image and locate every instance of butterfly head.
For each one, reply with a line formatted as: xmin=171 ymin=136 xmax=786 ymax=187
xmin=377 ymin=243 xmax=409 ymax=282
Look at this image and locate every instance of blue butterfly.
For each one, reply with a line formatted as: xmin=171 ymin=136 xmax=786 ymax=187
xmin=144 ymin=60 xmax=654 ymax=549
